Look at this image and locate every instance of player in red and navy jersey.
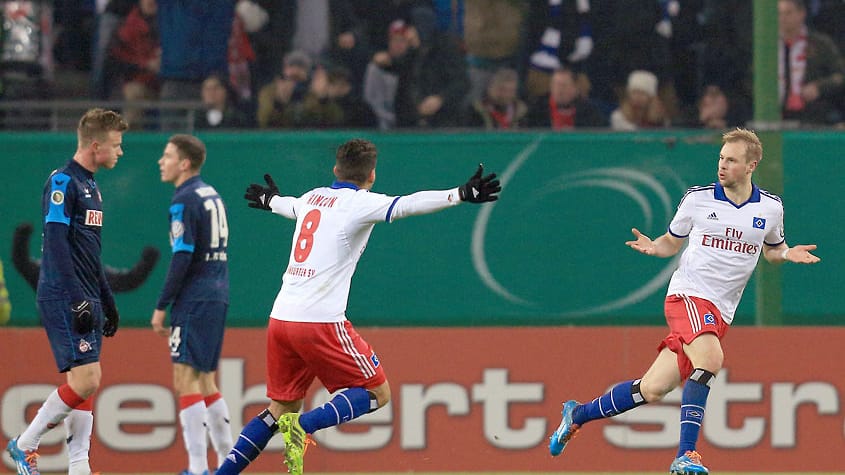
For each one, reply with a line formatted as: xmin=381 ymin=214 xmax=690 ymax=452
xmin=216 ymin=138 xmax=501 ymax=475
xmin=6 ymin=109 xmax=128 ymax=475
xmin=548 ymin=128 xmax=821 ymax=474
xmin=150 ymin=135 xmax=233 ymax=475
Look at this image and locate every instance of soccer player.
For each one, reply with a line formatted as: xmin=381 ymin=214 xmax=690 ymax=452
xmin=548 ymin=128 xmax=821 ymax=474
xmin=150 ymin=134 xmax=234 ymax=475
xmin=6 ymin=108 xmax=127 ymax=475
xmin=215 ymin=138 xmax=501 ymax=475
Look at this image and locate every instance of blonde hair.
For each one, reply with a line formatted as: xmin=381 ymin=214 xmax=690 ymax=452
xmin=722 ymin=127 xmax=762 ymax=163
xmin=77 ymin=108 xmax=128 ymax=146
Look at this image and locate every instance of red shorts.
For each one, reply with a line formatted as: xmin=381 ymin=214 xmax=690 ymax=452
xmin=658 ymin=294 xmax=729 ymax=380
xmin=266 ymin=319 xmax=386 ymax=401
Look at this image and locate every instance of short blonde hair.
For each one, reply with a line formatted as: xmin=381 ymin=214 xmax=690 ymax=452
xmin=77 ymin=108 xmax=128 ymax=146
xmin=722 ymin=127 xmax=762 ymax=163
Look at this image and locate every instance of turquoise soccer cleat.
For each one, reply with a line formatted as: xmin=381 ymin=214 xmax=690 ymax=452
xmin=669 ymin=450 xmax=709 ymax=474
xmin=549 ymin=400 xmax=580 ymax=457
xmin=6 ymin=437 xmax=40 ymax=475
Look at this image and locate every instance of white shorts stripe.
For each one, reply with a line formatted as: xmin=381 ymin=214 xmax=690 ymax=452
xmin=682 ymin=295 xmax=702 ymax=333
xmin=334 ymin=322 xmax=375 ymax=378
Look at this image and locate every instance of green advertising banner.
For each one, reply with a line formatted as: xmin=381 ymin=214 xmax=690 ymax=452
xmin=0 ymin=131 xmax=840 ymax=327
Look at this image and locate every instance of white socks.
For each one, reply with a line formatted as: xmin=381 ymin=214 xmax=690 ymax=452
xmin=17 ymin=388 xmax=74 ymax=451
xmin=179 ymin=399 xmax=209 ymax=474
xmin=205 ymin=397 xmax=234 ymax=469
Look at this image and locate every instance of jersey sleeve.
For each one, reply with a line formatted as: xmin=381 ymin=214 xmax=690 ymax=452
xmin=353 ymin=188 xmax=462 ymax=224
xmin=270 ymin=195 xmax=299 ymax=219
xmin=169 ymin=202 xmax=196 ymax=253
xmin=44 ymin=172 xmax=73 ymax=225
xmin=764 ymin=203 xmax=786 ymax=246
xmin=385 ymin=188 xmax=462 ymax=222
xmin=42 ymin=172 xmax=84 ymax=302
xmin=668 ymin=188 xmax=696 ymax=238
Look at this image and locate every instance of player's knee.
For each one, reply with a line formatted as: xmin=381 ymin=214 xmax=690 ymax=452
xmin=368 ymin=383 xmax=391 ymax=410
xmin=639 ymin=379 xmax=675 ymax=403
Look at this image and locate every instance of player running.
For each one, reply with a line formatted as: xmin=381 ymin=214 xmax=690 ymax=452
xmin=548 ymin=128 xmax=820 ymax=474
xmin=215 ymin=138 xmax=501 ymax=475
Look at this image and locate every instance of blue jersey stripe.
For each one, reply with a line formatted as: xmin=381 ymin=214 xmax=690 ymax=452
xmin=385 ymin=196 xmax=401 ymax=222
xmin=45 ymin=173 xmax=71 ymax=225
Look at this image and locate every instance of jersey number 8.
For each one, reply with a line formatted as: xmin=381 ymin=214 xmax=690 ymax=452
xmin=294 ymin=209 xmax=321 ymax=262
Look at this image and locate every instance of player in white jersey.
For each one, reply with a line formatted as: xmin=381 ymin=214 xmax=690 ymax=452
xmin=215 ymin=138 xmax=501 ymax=475
xmin=548 ymin=128 xmax=820 ymax=474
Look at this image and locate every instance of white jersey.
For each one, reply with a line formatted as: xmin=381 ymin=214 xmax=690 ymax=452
xmin=666 ymin=183 xmax=785 ymax=324
xmin=268 ymin=182 xmax=462 ymax=322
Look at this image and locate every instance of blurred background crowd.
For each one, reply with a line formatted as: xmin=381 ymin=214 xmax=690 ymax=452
xmin=1 ymin=0 xmax=844 ymax=131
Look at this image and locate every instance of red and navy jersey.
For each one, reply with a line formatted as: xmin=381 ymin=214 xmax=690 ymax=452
xmin=37 ymin=160 xmax=108 ymax=302
xmin=156 ymin=176 xmax=229 ymax=307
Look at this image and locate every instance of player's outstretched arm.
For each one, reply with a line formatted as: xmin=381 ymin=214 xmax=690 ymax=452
xmin=625 ymin=228 xmax=684 ymax=258
xmin=244 ymin=174 xmax=280 ymax=211
xmin=459 ymin=164 xmax=501 ymax=203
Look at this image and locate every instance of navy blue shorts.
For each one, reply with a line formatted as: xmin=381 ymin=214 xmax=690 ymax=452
xmin=168 ymin=300 xmax=227 ymax=372
xmin=38 ymin=298 xmax=103 ymax=373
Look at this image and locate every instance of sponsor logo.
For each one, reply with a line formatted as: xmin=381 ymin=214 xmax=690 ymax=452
xmin=371 ymin=352 xmax=381 ymax=368
xmin=703 ymin=313 xmax=716 ymax=325
xmin=79 ymin=338 xmax=92 ymax=353
xmin=753 ymin=217 xmax=766 ymax=229
xmin=54 ymin=179 xmax=66 ymax=186
xmin=51 ymin=190 xmax=64 ymax=205
xmin=85 ymin=210 xmax=103 ymax=226
xmin=707 ymin=212 xmax=718 ymax=220
xmin=170 ymin=221 xmax=184 ymax=240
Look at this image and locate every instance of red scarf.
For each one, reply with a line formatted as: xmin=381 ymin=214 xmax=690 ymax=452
xmin=549 ymin=96 xmax=575 ymax=129
xmin=487 ymin=104 xmax=515 ymax=129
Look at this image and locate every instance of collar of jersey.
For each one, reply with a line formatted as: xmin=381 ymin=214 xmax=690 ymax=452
xmin=175 ymin=175 xmax=202 ymax=191
xmin=713 ymin=182 xmax=760 ymax=207
xmin=331 ymin=180 xmax=359 ymax=190
xmin=68 ymin=159 xmax=94 ymax=179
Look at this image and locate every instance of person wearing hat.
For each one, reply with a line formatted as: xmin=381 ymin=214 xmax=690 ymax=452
xmin=256 ymin=49 xmax=315 ymax=128
xmin=610 ymin=69 xmax=669 ymax=130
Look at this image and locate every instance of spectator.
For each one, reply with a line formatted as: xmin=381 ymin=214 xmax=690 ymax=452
xmin=463 ymin=0 xmax=529 ymax=104
xmin=464 ymin=68 xmax=529 ymax=129
xmin=610 ymin=69 xmax=669 ymax=130
xmin=91 ymin=0 xmax=136 ymax=99
xmin=255 ymin=49 xmax=313 ymax=128
xmin=675 ymin=83 xmax=747 ymax=129
xmin=586 ymin=0 xmax=676 ymax=114
xmin=106 ymin=0 xmax=160 ymax=128
xmin=778 ymin=0 xmax=845 ymax=124
xmin=362 ymin=19 xmax=409 ymax=130
xmin=525 ymin=0 xmax=593 ymax=100
xmin=196 ymin=74 xmax=253 ymax=129
xmin=305 ymin=65 xmax=376 ymax=128
xmin=157 ymin=0 xmax=234 ymax=129
xmin=697 ymin=0 xmax=752 ymax=120
xmin=392 ymin=13 xmax=470 ymax=128
xmin=527 ymin=67 xmax=607 ymax=129
xmin=252 ymin=0 xmax=369 ymax=96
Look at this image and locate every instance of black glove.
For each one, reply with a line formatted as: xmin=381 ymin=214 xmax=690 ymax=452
xmin=103 ymin=299 xmax=120 ymax=337
xmin=71 ymin=300 xmax=93 ymax=334
xmin=245 ymin=174 xmax=280 ymax=210
xmin=459 ymin=164 xmax=501 ymax=203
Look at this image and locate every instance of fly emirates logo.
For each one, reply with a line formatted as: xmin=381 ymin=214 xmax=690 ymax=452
xmin=701 ymin=227 xmax=759 ymax=255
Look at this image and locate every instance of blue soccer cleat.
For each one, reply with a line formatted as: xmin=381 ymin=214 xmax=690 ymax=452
xmin=670 ymin=450 xmax=709 ymax=474
xmin=7 ymin=437 xmax=40 ymax=475
xmin=177 ymin=470 xmax=209 ymax=475
xmin=549 ymin=400 xmax=580 ymax=456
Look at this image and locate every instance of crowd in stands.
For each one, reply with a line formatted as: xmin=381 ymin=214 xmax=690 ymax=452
xmin=2 ymin=0 xmax=845 ymax=130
